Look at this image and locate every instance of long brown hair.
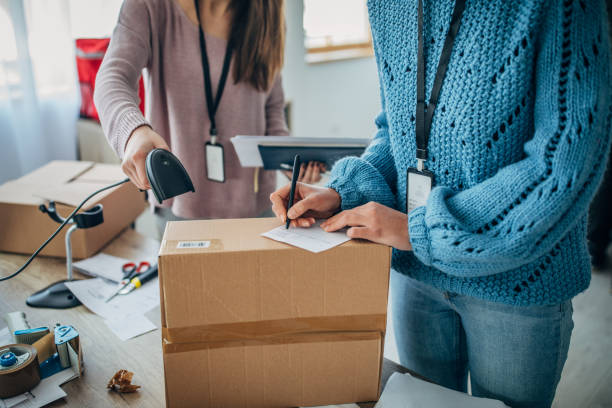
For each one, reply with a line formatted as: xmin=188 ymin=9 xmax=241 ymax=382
xmin=230 ymin=0 xmax=285 ymax=91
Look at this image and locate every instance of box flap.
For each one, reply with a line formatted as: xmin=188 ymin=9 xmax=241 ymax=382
xmin=0 ymin=181 xmax=44 ymax=205
xmin=34 ymin=182 xmax=121 ymax=207
xmin=16 ymin=161 xmax=94 ymax=185
xmin=76 ymin=164 xmax=128 ymax=183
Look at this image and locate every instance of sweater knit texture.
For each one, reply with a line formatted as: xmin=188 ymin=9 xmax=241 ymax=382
xmin=328 ymin=0 xmax=612 ymax=305
xmin=94 ymin=0 xmax=289 ymax=219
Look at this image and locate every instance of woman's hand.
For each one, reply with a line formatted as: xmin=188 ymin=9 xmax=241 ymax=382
xmin=282 ymin=162 xmax=326 ymax=184
xmin=270 ymin=182 xmax=341 ymax=227
xmin=122 ymin=125 xmax=170 ymax=190
xmin=321 ymin=202 xmax=412 ymax=250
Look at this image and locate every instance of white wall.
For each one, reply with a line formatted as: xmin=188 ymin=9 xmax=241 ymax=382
xmin=281 ymin=1 xmax=381 ymax=140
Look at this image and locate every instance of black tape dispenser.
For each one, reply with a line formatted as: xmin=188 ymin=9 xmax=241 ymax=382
xmin=146 ymin=148 xmax=195 ymax=203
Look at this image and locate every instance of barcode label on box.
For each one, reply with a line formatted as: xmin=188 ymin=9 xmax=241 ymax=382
xmin=176 ymin=241 xmax=211 ymax=249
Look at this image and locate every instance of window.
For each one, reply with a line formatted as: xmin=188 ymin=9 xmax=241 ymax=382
xmin=303 ymin=0 xmax=373 ymax=64
xmin=0 ymin=4 xmax=19 ymax=93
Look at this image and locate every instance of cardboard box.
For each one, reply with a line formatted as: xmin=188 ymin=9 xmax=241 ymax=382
xmin=159 ymin=218 xmax=391 ymax=408
xmin=0 ymin=161 xmax=146 ymax=259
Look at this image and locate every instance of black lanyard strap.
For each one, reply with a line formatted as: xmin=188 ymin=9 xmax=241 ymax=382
xmin=194 ymin=0 xmax=233 ymax=144
xmin=415 ymin=0 xmax=466 ymax=167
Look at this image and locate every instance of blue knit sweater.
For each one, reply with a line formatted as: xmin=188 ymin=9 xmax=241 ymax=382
xmin=327 ymin=0 xmax=612 ymax=305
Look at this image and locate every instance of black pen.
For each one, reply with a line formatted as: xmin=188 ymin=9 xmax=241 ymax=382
xmin=286 ymin=154 xmax=301 ymax=229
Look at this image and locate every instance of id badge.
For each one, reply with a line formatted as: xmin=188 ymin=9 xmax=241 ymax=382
xmin=205 ymin=142 xmax=225 ymax=183
xmin=406 ymin=168 xmax=434 ymax=213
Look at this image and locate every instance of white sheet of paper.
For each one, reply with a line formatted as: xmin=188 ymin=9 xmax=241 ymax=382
xmin=261 ymin=221 xmax=351 ymax=253
xmin=0 ymin=367 xmax=76 ymax=408
xmin=72 ymin=253 xmax=132 ymax=282
xmin=104 ymin=315 xmax=157 ymax=341
xmin=65 ymin=277 xmax=159 ymax=321
xmin=0 ymin=327 xmax=12 ymax=346
xmin=230 ymin=135 xmax=370 ymax=167
xmin=375 ymin=372 xmax=509 ymax=408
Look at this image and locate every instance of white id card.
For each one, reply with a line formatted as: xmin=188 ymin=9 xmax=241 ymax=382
xmin=205 ymin=142 xmax=225 ymax=183
xmin=406 ymin=168 xmax=434 ymax=213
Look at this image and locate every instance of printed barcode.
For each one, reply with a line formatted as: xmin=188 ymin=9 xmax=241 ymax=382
xmin=177 ymin=241 xmax=211 ymax=249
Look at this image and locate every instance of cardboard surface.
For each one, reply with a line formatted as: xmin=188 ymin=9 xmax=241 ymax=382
xmin=159 ymin=218 xmax=391 ymax=407
xmin=163 ymin=335 xmax=382 ymax=408
xmin=0 ymin=161 xmax=146 ymax=259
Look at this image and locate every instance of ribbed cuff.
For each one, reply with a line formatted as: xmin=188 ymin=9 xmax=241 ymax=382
xmin=408 ymin=206 xmax=432 ymax=266
xmin=114 ymin=108 xmax=149 ymax=159
xmin=326 ymin=177 xmax=363 ymax=210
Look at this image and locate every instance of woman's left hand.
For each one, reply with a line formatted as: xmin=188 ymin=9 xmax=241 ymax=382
xmin=320 ymin=202 xmax=412 ymax=251
xmin=283 ymin=161 xmax=326 ymax=184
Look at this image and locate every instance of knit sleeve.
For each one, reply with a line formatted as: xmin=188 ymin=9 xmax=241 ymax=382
xmin=409 ymin=0 xmax=612 ymax=277
xmin=265 ymin=75 xmax=290 ymax=136
xmin=326 ymin=95 xmax=398 ymax=210
xmin=94 ymin=0 xmax=152 ymax=159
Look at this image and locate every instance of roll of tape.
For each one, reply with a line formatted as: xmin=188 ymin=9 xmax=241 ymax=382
xmin=0 ymin=344 xmax=41 ymax=398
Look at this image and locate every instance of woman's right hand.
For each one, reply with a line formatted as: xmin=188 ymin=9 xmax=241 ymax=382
xmin=122 ymin=125 xmax=170 ymax=190
xmin=270 ymin=182 xmax=342 ymax=228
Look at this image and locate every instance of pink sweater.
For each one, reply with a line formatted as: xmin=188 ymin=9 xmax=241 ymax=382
xmin=94 ymin=0 xmax=289 ymax=219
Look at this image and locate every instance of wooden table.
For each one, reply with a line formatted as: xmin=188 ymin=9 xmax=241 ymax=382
xmin=0 ymin=229 xmax=418 ymax=407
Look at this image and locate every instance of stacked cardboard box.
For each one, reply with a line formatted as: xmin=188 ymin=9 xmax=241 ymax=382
xmin=158 ymin=218 xmax=391 ymax=407
xmin=0 ymin=161 xmax=146 ymax=258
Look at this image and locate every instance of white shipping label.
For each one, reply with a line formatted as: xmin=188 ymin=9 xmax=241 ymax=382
xmin=176 ymin=241 xmax=211 ymax=249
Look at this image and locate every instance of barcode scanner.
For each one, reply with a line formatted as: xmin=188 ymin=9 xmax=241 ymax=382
xmin=146 ymin=148 xmax=195 ymax=203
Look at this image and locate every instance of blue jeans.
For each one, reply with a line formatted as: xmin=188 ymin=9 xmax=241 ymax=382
xmin=390 ymin=269 xmax=573 ymax=408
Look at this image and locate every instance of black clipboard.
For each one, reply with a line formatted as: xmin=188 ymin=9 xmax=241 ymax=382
xmin=258 ymin=145 xmax=365 ymax=170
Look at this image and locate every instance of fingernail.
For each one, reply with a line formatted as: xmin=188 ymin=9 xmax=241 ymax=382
xmin=287 ymin=209 xmax=295 ymax=218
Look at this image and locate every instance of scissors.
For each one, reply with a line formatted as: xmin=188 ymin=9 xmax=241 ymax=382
xmin=105 ymin=261 xmax=153 ymax=303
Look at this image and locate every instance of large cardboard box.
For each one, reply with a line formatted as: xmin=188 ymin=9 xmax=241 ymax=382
xmin=0 ymin=161 xmax=146 ymax=259
xmin=159 ymin=218 xmax=391 ymax=408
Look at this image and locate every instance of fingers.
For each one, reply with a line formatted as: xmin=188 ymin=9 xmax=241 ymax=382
xmin=132 ymin=151 xmax=151 ymax=190
xmin=270 ymin=183 xmax=292 ymax=221
xmin=298 ymin=163 xmax=306 ymax=181
xmin=287 ymin=192 xmax=320 ymax=219
xmin=321 ymin=209 xmax=367 ymax=232
xmin=346 ymin=226 xmax=372 ymax=240
xmin=290 ymin=217 xmax=316 ymax=228
xmin=311 ymin=163 xmax=321 ymax=183
xmin=303 ymin=162 xmax=315 ymax=183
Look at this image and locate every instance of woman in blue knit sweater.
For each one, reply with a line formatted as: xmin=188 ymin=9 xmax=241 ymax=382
xmin=272 ymin=0 xmax=611 ymax=406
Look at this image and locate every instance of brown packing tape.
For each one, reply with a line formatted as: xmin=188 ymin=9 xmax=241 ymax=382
xmin=162 ymin=314 xmax=387 ymax=344
xmin=32 ymin=332 xmax=55 ymax=364
xmin=0 ymin=344 xmax=41 ymax=398
xmin=163 ymin=330 xmax=382 ymax=354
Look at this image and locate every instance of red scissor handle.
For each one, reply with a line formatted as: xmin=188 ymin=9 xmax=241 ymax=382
xmin=135 ymin=261 xmax=151 ymax=273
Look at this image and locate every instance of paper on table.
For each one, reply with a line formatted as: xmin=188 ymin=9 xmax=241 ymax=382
xmin=0 ymin=327 xmax=12 ymax=346
xmin=72 ymin=253 xmax=132 ymax=282
xmin=104 ymin=315 xmax=157 ymax=341
xmin=0 ymin=367 xmax=77 ymax=408
xmin=261 ymin=221 xmax=351 ymax=253
xmin=65 ymin=277 xmax=159 ymax=321
xmin=375 ymin=372 xmax=509 ymax=408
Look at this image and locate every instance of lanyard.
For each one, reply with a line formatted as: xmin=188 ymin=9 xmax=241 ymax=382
xmin=415 ymin=0 xmax=465 ymax=171
xmin=194 ymin=0 xmax=233 ymax=145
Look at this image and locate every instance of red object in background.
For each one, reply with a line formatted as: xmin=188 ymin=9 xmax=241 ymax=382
xmin=75 ymin=38 xmax=145 ymax=122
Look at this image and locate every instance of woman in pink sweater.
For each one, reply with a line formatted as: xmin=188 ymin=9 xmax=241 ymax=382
xmin=95 ymin=0 xmax=321 ymax=233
